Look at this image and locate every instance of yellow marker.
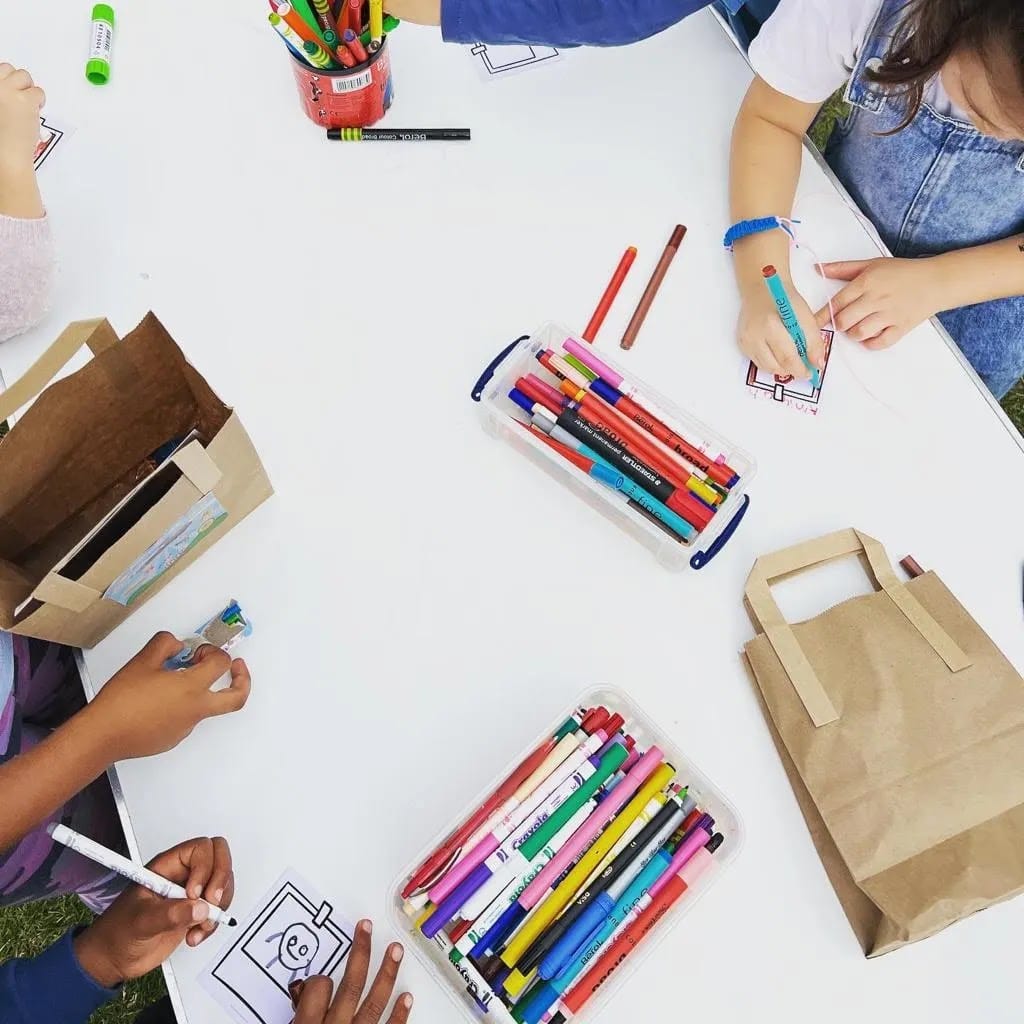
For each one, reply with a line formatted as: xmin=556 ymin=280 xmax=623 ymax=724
xmin=414 ymin=904 xmax=434 ymax=929
xmin=578 ymin=791 xmax=668 ymax=892
xmin=368 ymin=0 xmax=384 ymax=45
xmin=500 ymin=762 xmax=675 ymax=968
xmin=504 ymin=967 xmax=535 ymax=998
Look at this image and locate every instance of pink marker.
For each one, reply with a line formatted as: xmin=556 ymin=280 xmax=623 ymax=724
xmin=563 ymin=337 xmax=624 ymax=388
xmin=517 ymin=747 xmax=663 ymax=909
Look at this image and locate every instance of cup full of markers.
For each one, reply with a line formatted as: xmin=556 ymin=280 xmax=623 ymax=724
xmin=268 ymin=0 xmax=397 ymax=129
xmin=391 ymin=688 xmax=742 ymax=1024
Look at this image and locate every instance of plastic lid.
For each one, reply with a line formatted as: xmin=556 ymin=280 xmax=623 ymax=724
xmin=92 ymin=3 xmax=115 ymax=23
xmin=85 ymin=59 xmax=110 ymax=84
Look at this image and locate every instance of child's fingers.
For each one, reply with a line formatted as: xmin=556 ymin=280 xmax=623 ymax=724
xmin=293 ymin=976 xmax=334 ymax=1023
xmin=168 ymin=836 xmax=216 ymax=900
xmin=818 ymin=259 xmax=871 ymax=281
xmin=742 ymin=336 xmax=784 ymax=377
xmin=204 ymin=660 xmax=251 ymax=717
xmin=332 ymin=920 xmax=373 ymax=1022
xmin=6 ymin=68 xmax=34 ymax=91
xmin=140 ymin=897 xmax=208 ymax=940
xmin=384 ymin=994 xmax=413 ymax=1024
xmin=863 ymin=326 xmax=904 ymax=350
xmin=814 ymin=303 xmax=833 ymax=330
xmin=353 ymin=942 xmax=404 ymax=1024
xmin=0 ymin=64 xmax=14 ymax=80
xmin=137 ymin=631 xmax=189 ymax=668
xmin=26 ymin=86 xmax=45 ymax=110
xmin=832 ymin=297 xmax=876 ymax=335
xmin=802 ymin=316 xmax=826 ymax=369
xmin=765 ymin=328 xmax=810 ymax=379
xmin=184 ymin=645 xmax=232 ymax=688
xmin=204 ymin=836 xmax=234 ymax=909
xmin=845 ymin=313 xmax=888 ymax=342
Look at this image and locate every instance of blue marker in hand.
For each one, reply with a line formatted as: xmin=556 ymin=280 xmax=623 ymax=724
xmin=762 ymin=264 xmax=821 ymax=389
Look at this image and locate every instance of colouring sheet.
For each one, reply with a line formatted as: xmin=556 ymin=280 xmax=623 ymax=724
xmin=202 ymin=871 xmax=354 ymax=1024
xmin=745 ymin=329 xmax=834 ymax=415
xmin=34 ymin=116 xmax=67 ymax=171
xmin=470 ymin=43 xmax=561 ymax=79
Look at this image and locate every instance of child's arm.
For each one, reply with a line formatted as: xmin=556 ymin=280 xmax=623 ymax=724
xmin=385 ymin=0 xmax=715 ymax=46
xmin=0 ymin=63 xmax=51 ymax=344
xmin=815 ymin=235 xmax=1024 ymax=349
xmin=729 ymin=76 xmax=825 ymax=378
xmin=0 ymin=635 xmax=250 ymax=852
xmin=0 ymin=837 xmax=234 ymax=1024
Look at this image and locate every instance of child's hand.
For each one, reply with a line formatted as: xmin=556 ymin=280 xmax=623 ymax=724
xmin=0 ymin=64 xmax=45 ymax=172
xmin=380 ymin=0 xmax=440 ymax=25
xmin=86 ymin=632 xmax=252 ymax=761
xmin=73 ymin=837 xmax=235 ymax=988
xmin=290 ymin=920 xmax=413 ymax=1024
xmin=815 ymin=257 xmax=944 ymax=349
xmin=738 ymin=277 xmax=824 ymax=379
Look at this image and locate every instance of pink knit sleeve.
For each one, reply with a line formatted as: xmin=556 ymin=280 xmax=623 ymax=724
xmin=0 ymin=214 xmax=55 ymax=344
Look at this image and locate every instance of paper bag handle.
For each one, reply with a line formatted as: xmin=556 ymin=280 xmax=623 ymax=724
xmin=0 ymin=318 xmax=119 ymax=424
xmin=745 ymin=528 xmax=971 ymax=727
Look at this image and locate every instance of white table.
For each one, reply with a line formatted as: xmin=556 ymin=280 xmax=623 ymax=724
xmin=6 ymin=3 xmax=1024 ymax=1022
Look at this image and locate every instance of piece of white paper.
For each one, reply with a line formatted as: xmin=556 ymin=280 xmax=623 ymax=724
xmin=201 ymin=870 xmax=354 ymax=1024
xmin=469 ymin=43 xmax=562 ymax=80
xmin=34 ymin=116 xmax=69 ymax=171
xmin=744 ymin=329 xmax=834 ymax=415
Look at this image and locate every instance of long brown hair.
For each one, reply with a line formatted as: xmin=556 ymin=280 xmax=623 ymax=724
xmin=867 ymin=0 xmax=1024 ymax=132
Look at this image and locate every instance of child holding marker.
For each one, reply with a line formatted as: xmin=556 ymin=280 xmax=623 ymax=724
xmin=728 ymin=0 xmax=1024 ymax=398
xmin=0 ymin=62 xmax=52 ymax=344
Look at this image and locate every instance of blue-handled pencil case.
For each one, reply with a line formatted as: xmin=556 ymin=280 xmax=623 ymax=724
xmin=471 ymin=323 xmax=755 ymax=571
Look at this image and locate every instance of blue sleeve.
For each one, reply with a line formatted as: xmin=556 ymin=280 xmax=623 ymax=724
xmin=0 ymin=929 xmax=118 ymax=1024
xmin=441 ymin=0 xmax=718 ymax=47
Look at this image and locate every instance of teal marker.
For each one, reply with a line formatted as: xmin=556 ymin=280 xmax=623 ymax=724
xmin=762 ymin=264 xmax=820 ymax=388
xmin=589 ymin=461 xmax=696 ymax=542
xmin=513 ymin=850 xmax=673 ymax=1024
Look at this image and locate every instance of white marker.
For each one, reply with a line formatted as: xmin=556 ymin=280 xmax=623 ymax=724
xmin=48 ymin=823 xmax=237 ymax=927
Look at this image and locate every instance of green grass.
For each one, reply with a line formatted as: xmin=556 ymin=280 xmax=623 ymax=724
xmin=0 ymin=896 xmax=167 ymax=1024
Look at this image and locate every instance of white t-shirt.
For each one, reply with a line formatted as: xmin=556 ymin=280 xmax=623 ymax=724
xmin=748 ymin=0 xmax=967 ymax=120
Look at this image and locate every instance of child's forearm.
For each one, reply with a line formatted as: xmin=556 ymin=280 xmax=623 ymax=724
xmin=0 ymin=161 xmax=44 ymax=219
xmin=729 ymin=80 xmax=818 ymax=293
xmin=0 ymin=705 xmax=112 ymax=852
xmin=931 ymin=235 xmax=1024 ymax=310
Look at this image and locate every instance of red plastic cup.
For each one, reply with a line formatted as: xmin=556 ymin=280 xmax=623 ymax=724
xmin=289 ymin=37 xmax=393 ymax=129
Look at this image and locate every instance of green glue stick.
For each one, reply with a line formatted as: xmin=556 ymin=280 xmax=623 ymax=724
xmin=87 ymin=4 xmax=115 ymax=85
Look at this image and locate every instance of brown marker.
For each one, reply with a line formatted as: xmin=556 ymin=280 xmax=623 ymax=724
xmin=620 ymin=224 xmax=686 ymax=351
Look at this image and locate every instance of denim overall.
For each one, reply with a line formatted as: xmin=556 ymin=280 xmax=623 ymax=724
xmin=826 ymin=0 xmax=1024 ymax=398
xmin=720 ymin=0 xmax=1024 ymax=397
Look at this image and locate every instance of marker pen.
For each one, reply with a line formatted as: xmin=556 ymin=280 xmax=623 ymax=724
xmin=421 ymin=744 xmax=628 ymax=939
xmin=512 ymin=381 xmax=711 ymax=531
xmin=560 ymin=832 xmax=723 ymax=1017
xmin=520 ymin=796 xmax=694 ymax=981
xmin=428 ymin=728 xmax=600 ymax=905
xmin=763 ymin=265 xmax=820 ymax=388
xmin=48 ymin=824 xmax=236 ymax=927
xmin=433 ymin=932 xmax=519 ymax=1024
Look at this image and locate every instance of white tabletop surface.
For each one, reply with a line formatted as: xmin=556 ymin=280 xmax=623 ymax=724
xmin=6 ymin=3 xmax=1024 ymax=1023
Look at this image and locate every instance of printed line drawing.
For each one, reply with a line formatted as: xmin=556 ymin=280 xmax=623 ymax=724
xmin=470 ymin=43 xmax=561 ymax=78
xmin=745 ymin=329 xmax=834 ymax=415
xmin=34 ymin=117 xmax=65 ymax=171
xmin=203 ymin=872 xmax=353 ymax=1024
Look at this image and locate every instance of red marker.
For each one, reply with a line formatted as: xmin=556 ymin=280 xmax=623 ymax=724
xmin=334 ymin=44 xmax=357 ymax=67
xmin=401 ymin=736 xmax=560 ymax=899
xmin=348 ymin=0 xmax=362 ymax=32
xmin=343 ymin=28 xmax=369 ymax=62
xmin=582 ymin=246 xmax=638 ymax=343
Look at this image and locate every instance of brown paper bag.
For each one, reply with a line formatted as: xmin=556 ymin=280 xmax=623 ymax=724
xmin=744 ymin=528 xmax=1024 ymax=956
xmin=0 ymin=313 xmax=273 ymax=648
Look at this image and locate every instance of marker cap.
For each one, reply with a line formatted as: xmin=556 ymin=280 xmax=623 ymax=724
xmin=92 ymin=3 xmax=115 ymax=23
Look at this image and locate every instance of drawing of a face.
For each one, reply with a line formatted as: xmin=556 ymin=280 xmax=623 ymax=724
xmin=265 ymin=923 xmax=320 ymax=983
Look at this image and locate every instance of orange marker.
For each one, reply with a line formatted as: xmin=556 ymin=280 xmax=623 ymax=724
xmin=276 ymin=1 xmax=324 ymax=47
xmin=334 ymin=43 xmax=357 ymax=66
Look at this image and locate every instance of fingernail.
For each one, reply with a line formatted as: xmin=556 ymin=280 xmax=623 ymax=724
xmin=211 ymin=888 xmax=224 ymax=905
xmin=359 ymin=919 xmax=372 ymax=935
xmin=402 ymin=994 xmax=414 ymax=1009
xmin=390 ymin=944 xmax=404 ymax=963
xmin=193 ymin=901 xmax=210 ymax=922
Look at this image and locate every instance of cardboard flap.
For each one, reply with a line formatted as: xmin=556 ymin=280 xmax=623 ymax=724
xmin=745 ymin=529 xmax=970 ymax=727
xmin=32 ymin=574 xmax=102 ymax=614
xmin=0 ymin=318 xmax=119 ymax=423
xmin=172 ymin=441 xmax=222 ymax=494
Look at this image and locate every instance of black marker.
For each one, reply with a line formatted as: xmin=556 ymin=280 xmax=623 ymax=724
xmin=326 ymin=127 xmax=471 ymax=142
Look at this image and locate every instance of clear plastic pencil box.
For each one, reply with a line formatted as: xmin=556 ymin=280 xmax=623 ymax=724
xmin=389 ymin=686 xmax=744 ymax=1024
xmin=470 ymin=323 xmax=756 ymax=570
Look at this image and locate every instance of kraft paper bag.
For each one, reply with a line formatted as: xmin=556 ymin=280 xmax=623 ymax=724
xmin=743 ymin=528 xmax=1024 ymax=956
xmin=0 ymin=313 xmax=273 ymax=648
